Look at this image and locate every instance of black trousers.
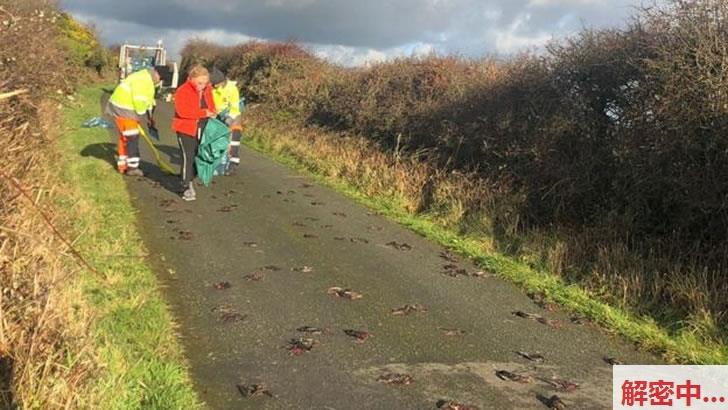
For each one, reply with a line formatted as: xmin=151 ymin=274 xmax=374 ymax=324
xmin=177 ymin=133 xmax=199 ymax=185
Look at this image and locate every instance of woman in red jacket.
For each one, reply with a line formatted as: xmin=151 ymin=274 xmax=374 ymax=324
xmin=173 ymin=65 xmax=217 ymax=201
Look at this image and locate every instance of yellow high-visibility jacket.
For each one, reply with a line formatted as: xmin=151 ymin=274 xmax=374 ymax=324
xmin=109 ymin=69 xmax=156 ymax=116
xmin=212 ymin=81 xmax=241 ymax=120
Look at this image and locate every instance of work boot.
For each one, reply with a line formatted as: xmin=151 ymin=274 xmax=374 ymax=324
xmin=182 ymin=182 xmax=196 ymax=202
xmin=126 ymin=168 xmax=144 ymax=177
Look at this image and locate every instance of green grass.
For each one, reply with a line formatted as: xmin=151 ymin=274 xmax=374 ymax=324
xmin=244 ymin=125 xmax=728 ymax=365
xmin=57 ymin=85 xmax=201 ymax=409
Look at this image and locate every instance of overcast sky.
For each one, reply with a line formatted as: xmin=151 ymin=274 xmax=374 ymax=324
xmin=61 ymin=0 xmax=640 ymax=66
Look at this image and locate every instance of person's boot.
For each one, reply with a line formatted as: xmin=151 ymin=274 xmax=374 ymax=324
xmin=182 ymin=182 xmax=196 ymax=202
xmin=225 ymin=162 xmax=238 ymax=176
xmin=126 ymin=167 xmax=144 ymax=177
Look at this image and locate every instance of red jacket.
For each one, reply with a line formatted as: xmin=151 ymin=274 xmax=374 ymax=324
xmin=172 ymin=80 xmax=216 ymax=137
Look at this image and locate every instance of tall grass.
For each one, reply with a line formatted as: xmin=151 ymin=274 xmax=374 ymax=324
xmin=183 ymin=0 xmax=728 ymax=358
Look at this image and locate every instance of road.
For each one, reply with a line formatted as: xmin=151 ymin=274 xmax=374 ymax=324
xmin=106 ymin=98 xmax=658 ymax=409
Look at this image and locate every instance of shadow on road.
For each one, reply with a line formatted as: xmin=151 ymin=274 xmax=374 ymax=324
xmin=81 ymin=142 xmax=182 ymax=195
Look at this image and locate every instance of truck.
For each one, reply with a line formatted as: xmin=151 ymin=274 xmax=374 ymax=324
xmin=118 ymin=40 xmax=179 ymax=89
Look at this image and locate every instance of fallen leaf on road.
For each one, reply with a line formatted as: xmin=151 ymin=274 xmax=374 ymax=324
xmin=237 ymin=383 xmax=274 ymax=399
xmin=516 ymin=351 xmax=544 ymax=363
xmin=343 ymin=329 xmax=372 ymax=343
xmin=286 ymin=338 xmax=319 ymax=356
xmin=391 ymin=304 xmax=428 ymax=316
xmin=377 ymin=373 xmax=414 ymax=385
xmin=386 ymin=241 xmax=412 ymax=251
xmin=213 ymin=281 xmax=231 ymax=290
xmin=495 ymin=370 xmax=533 ymax=384
xmin=436 ymin=400 xmax=480 ymax=410
xmin=327 ymin=287 xmax=363 ymax=300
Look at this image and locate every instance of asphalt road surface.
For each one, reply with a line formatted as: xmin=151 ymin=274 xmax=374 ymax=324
xmin=101 ymin=98 xmax=659 ymax=409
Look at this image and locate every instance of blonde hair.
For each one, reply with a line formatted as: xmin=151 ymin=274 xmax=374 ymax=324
xmin=188 ymin=65 xmax=209 ymax=79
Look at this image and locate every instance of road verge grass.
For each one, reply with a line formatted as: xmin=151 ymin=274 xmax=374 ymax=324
xmin=56 ymin=85 xmax=201 ymax=408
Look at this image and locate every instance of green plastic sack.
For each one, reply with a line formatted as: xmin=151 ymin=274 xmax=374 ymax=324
xmin=195 ymin=118 xmax=230 ymax=186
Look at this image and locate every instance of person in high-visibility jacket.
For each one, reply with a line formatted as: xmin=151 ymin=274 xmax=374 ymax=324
xmin=210 ymin=68 xmax=243 ymax=175
xmin=105 ymin=67 xmax=161 ymax=176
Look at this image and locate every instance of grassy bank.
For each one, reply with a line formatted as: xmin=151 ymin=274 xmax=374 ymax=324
xmin=54 ymin=85 xmax=200 ymax=408
xmin=243 ymin=108 xmax=727 ymax=365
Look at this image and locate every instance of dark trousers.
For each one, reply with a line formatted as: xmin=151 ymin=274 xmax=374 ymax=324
xmin=177 ymin=133 xmax=199 ymax=185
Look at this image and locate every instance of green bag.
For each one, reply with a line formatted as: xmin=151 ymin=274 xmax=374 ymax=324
xmin=195 ymin=118 xmax=230 ymax=186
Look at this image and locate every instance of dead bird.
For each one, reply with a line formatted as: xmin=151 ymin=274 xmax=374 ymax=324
xmin=236 ymin=383 xmax=274 ymax=399
xmin=516 ymin=351 xmax=545 ymax=363
xmin=296 ymin=326 xmax=327 ymax=335
xmin=377 ymin=373 xmax=414 ymax=385
xmin=542 ymin=378 xmax=579 ymax=393
xmin=495 ymin=370 xmax=533 ymax=384
xmin=391 ymin=304 xmax=428 ymax=316
xmin=386 ymin=241 xmax=413 ymax=251
xmin=286 ymin=338 xmax=319 ymax=356
xmin=604 ymin=356 xmax=623 ymax=366
xmin=343 ymin=329 xmax=372 ymax=343
xmin=436 ymin=400 xmax=480 ymax=410
xmin=546 ymin=395 xmax=567 ymax=410
xmin=440 ymin=327 xmax=467 ymax=337
xmin=327 ymin=287 xmax=363 ymax=300
xmin=439 ymin=251 xmax=459 ymax=263
xmin=212 ymin=281 xmax=231 ymax=290
xmin=243 ymin=271 xmax=264 ymax=281
xmin=512 ymin=311 xmax=562 ymax=329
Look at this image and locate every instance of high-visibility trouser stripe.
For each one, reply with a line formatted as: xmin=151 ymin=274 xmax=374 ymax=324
xmin=229 ymin=157 xmax=240 ymax=164
xmin=122 ymin=129 xmax=140 ymax=136
xmin=229 ymin=141 xmax=241 ymax=146
xmin=126 ymin=157 xmax=140 ymax=168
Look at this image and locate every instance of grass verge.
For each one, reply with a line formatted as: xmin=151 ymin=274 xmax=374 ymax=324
xmin=56 ymin=85 xmax=201 ymax=408
xmin=243 ymin=111 xmax=728 ymax=365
